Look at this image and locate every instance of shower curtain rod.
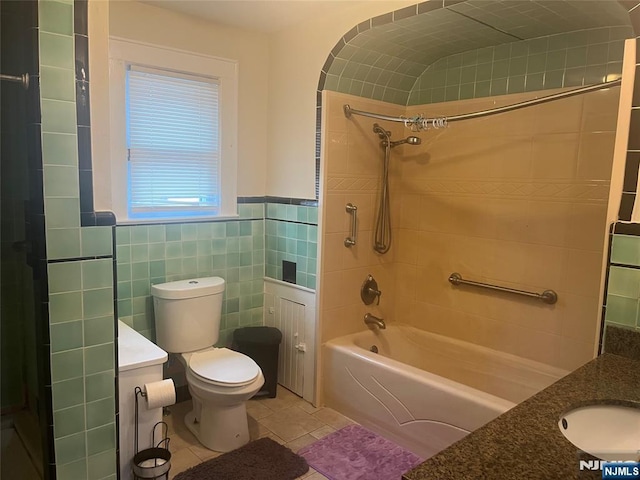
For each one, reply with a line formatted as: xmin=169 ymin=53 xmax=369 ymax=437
xmin=0 ymin=73 xmax=29 ymax=89
xmin=343 ymin=78 xmax=622 ymax=130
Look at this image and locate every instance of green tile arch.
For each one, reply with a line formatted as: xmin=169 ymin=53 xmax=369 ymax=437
xmin=408 ymin=27 xmax=629 ymax=105
xmin=321 ymin=2 xmax=634 ymax=106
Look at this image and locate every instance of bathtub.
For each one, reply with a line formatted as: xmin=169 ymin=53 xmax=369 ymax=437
xmin=323 ymin=325 xmax=568 ymax=458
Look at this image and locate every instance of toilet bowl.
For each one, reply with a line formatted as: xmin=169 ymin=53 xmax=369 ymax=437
xmin=151 ymin=277 xmax=264 ymax=452
xmin=179 ymin=348 xmax=264 ymax=451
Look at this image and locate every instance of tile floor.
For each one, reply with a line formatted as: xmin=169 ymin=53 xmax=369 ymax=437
xmin=165 ymin=386 xmax=355 ymax=479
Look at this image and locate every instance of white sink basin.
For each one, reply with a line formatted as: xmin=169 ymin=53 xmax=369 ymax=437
xmin=559 ymin=403 xmax=640 ymax=461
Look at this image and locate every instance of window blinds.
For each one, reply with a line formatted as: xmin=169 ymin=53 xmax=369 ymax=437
xmin=126 ymin=66 xmax=220 ymax=217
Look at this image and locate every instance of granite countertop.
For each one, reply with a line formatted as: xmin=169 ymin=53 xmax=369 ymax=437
xmin=403 ymin=353 xmax=640 ymax=480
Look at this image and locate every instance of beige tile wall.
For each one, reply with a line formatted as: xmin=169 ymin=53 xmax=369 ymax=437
xmin=319 ymin=92 xmax=405 ymax=342
xmin=320 ymin=86 xmax=620 ymax=371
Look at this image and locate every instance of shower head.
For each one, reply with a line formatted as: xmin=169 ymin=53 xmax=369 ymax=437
xmin=389 ymin=136 xmax=421 ymax=147
xmin=373 ymin=124 xmax=421 ymax=147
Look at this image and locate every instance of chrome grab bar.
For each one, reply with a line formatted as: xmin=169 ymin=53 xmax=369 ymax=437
xmin=344 ymin=203 xmax=357 ymax=247
xmin=448 ymin=272 xmax=558 ymax=305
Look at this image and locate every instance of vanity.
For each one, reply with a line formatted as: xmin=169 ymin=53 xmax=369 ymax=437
xmin=403 ymin=351 xmax=640 ymax=480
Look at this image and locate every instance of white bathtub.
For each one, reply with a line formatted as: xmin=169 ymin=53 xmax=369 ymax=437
xmin=323 ymin=325 xmax=568 ymax=458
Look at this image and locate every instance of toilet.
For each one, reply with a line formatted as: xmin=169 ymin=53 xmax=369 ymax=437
xmin=151 ymin=277 xmax=264 ymax=452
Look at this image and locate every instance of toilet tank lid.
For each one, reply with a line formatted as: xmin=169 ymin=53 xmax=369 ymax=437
xmin=118 ymin=320 xmax=168 ymax=372
xmin=151 ymin=277 xmax=225 ymax=300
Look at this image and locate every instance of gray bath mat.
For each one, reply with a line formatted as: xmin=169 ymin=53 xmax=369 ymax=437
xmin=173 ymin=437 xmax=309 ymax=480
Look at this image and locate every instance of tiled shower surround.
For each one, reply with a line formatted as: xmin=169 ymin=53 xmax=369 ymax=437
xmin=321 ymin=86 xmax=619 ymax=371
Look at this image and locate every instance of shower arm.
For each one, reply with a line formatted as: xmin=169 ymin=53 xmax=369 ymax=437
xmin=343 ymin=79 xmax=622 ymax=128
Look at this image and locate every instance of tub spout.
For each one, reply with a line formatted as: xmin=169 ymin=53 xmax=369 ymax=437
xmin=364 ymin=313 xmax=386 ymax=329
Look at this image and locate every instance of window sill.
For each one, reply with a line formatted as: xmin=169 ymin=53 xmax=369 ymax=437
xmin=116 ymin=214 xmax=240 ymax=226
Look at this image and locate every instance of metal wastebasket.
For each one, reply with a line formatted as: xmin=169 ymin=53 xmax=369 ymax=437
xmin=232 ymin=326 xmax=282 ymax=398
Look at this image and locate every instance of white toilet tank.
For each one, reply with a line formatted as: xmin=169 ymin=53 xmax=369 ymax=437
xmin=151 ymin=277 xmax=225 ymax=353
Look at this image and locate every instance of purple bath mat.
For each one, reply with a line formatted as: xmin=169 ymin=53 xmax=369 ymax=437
xmin=298 ymin=424 xmax=422 ymax=480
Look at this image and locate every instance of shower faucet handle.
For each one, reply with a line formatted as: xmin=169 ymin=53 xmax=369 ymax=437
xmin=361 ymin=274 xmax=381 ymax=305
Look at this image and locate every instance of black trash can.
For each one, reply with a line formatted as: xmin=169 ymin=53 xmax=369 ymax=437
xmin=232 ymin=326 xmax=282 ymax=398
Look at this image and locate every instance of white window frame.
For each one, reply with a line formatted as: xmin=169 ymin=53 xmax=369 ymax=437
xmin=109 ymin=37 xmax=238 ymax=223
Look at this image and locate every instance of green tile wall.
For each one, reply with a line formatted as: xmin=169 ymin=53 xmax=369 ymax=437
xmin=38 ymin=0 xmax=317 ymax=476
xmin=264 ymin=203 xmax=318 ymax=290
xmin=39 ymin=1 xmax=117 ymax=478
xmin=605 ymin=234 xmax=640 ymax=332
xmin=39 ymin=0 xmax=82 ymax=261
xmin=115 ymin=203 xmax=265 ymax=344
xmin=408 ymin=26 xmax=630 ymax=105
xmin=48 ymin=257 xmax=116 ymax=479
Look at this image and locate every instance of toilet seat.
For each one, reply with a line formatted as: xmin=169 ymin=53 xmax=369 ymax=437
xmin=188 ymin=348 xmax=260 ymax=387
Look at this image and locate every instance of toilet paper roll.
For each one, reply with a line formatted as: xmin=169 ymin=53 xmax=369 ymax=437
xmin=144 ymin=379 xmax=176 ymax=410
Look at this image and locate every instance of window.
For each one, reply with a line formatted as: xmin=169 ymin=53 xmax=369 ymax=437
xmin=109 ymin=39 xmax=238 ymax=223
xmin=127 ymin=67 xmax=220 ymax=219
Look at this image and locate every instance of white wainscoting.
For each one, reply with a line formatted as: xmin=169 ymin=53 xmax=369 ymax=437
xmin=264 ymin=278 xmax=316 ymax=403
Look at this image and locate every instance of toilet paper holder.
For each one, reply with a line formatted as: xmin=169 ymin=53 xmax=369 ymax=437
xmin=133 ymin=387 xmax=172 ymax=479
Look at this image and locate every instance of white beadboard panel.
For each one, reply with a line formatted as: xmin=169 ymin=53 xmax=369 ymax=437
xmin=264 ymin=278 xmax=316 ymax=403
